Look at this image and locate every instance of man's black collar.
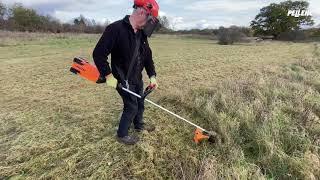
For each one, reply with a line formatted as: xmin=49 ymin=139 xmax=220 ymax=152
xmin=123 ymin=15 xmax=134 ymax=32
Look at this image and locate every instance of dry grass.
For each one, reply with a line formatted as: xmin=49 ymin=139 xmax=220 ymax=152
xmin=161 ymin=44 xmax=320 ymax=179
xmin=0 ymin=31 xmax=319 ymax=179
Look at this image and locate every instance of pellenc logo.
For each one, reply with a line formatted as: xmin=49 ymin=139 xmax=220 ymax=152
xmin=287 ymin=9 xmax=312 ymax=17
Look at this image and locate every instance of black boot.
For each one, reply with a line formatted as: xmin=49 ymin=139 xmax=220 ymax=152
xmin=116 ymin=135 xmax=139 ymax=145
xmin=135 ymin=123 xmax=156 ymax=132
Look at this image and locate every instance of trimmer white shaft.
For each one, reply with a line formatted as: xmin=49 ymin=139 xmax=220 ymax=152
xmin=121 ymin=87 xmax=207 ymax=132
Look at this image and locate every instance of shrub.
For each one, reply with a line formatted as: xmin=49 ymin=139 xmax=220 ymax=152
xmin=217 ymin=26 xmax=248 ymax=45
xmin=278 ymin=30 xmax=308 ymax=41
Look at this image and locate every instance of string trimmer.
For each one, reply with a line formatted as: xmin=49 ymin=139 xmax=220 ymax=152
xmin=70 ymin=57 xmax=217 ymax=144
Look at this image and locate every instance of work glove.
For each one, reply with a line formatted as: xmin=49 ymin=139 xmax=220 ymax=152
xmin=96 ymin=74 xmax=118 ymax=89
xmin=106 ymin=74 xmax=118 ymax=88
xmin=148 ymin=76 xmax=158 ymax=89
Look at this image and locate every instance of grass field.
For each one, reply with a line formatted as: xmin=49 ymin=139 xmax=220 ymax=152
xmin=0 ymin=31 xmax=320 ymax=179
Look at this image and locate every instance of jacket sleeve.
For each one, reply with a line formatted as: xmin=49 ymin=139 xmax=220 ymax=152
xmin=92 ymin=24 xmax=118 ymax=77
xmin=144 ymin=39 xmax=157 ymax=78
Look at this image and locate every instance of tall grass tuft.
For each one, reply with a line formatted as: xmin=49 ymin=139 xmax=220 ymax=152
xmin=160 ymin=44 xmax=320 ymax=179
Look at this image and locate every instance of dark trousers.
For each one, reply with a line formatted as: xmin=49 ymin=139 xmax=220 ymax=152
xmin=117 ymin=81 xmax=144 ymax=137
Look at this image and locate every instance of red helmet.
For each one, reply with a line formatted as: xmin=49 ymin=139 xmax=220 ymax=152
xmin=134 ymin=0 xmax=159 ymax=18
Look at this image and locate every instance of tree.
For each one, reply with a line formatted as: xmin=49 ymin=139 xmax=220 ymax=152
xmin=40 ymin=15 xmax=62 ymax=33
xmin=155 ymin=16 xmax=173 ymax=33
xmin=251 ymin=0 xmax=314 ymax=39
xmin=0 ymin=1 xmax=5 ymax=19
xmin=159 ymin=16 xmax=170 ymax=29
xmin=74 ymin=15 xmax=86 ymax=26
xmin=0 ymin=2 xmax=107 ymax=33
xmin=0 ymin=1 xmax=6 ymax=29
xmin=73 ymin=15 xmax=90 ymax=32
xmin=9 ymin=4 xmax=43 ymax=31
xmin=217 ymin=26 xmax=247 ymax=45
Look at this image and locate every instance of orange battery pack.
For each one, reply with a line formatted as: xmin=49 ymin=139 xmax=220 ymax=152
xmin=70 ymin=57 xmax=100 ymax=82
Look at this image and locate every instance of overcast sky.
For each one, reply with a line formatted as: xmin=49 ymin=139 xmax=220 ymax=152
xmin=2 ymin=0 xmax=320 ymax=30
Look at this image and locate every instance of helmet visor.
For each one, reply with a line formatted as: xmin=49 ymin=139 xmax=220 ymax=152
xmin=143 ymin=15 xmax=159 ymax=37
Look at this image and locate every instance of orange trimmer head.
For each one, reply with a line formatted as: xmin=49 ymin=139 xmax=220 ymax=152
xmin=193 ymin=128 xmax=216 ymax=144
xmin=70 ymin=57 xmax=100 ymax=82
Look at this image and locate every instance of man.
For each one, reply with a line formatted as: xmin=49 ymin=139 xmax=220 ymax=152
xmin=93 ymin=0 xmax=159 ymax=145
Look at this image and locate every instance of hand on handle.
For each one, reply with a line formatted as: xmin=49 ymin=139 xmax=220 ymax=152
xmin=106 ymin=74 xmax=118 ymax=88
xmin=149 ymin=76 xmax=158 ymax=89
xmin=96 ymin=74 xmax=118 ymax=89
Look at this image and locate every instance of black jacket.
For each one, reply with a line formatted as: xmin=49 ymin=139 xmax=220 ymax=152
xmin=93 ymin=15 xmax=156 ymax=85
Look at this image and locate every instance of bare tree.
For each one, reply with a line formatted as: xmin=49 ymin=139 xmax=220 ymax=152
xmin=159 ymin=16 xmax=170 ymax=29
xmin=0 ymin=1 xmax=5 ymax=19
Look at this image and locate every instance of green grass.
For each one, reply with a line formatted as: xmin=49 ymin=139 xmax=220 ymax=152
xmin=0 ymin=32 xmax=319 ymax=179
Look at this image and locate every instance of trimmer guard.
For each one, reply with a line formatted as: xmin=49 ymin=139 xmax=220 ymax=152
xmin=193 ymin=128 xmax=210 ymax=144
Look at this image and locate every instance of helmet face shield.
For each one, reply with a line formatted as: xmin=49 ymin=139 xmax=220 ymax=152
xmin=143 ymin=15 xmax=159 ymax=37
xmin=133 ymin=0 xmax=159 ymax=37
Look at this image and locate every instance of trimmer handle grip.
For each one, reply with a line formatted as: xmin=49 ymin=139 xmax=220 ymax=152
xmin=117 ymin=83 xmax=155 ymax=99
xmin=142 ymin=86 xmax=155 ymax=99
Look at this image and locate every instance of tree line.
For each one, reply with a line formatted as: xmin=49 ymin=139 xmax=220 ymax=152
xmin=0 ymin=2 xmax=108 ymax=33
xmin=154 ymin=0 xmax=319 ymax=44
xmin=0 ymin=0 xmax=319 ymax=43
xmin=0 ymin=1 xmax=268 ymax=37
xmin=0 ymin=1 xmax=173 ymax=34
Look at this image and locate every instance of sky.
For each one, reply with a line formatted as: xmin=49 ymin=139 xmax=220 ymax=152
xmin=2 ymin=0 xmax=320 ymax=30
